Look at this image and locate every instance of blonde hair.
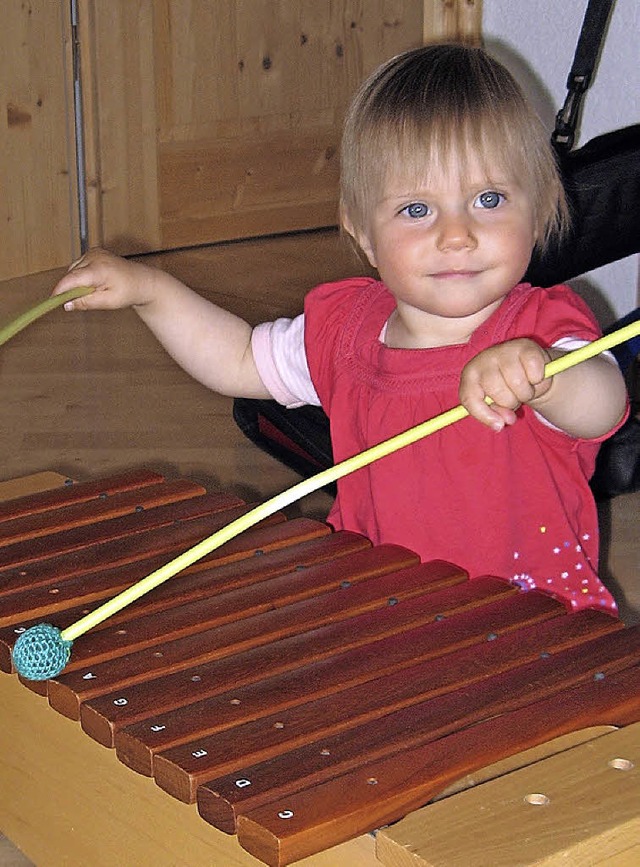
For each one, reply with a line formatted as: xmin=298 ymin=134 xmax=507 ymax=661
xmin=340 ymin=43 xmax=569 ymax=253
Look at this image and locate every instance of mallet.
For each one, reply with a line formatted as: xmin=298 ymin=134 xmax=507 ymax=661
xmin=6 ymin=293 xmax=639 ymax=680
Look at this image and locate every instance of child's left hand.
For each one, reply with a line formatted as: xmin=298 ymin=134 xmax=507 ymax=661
xmin=459 ymin=338 xmax=553 ymax=431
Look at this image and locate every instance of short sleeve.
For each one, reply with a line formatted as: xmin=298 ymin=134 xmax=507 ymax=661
xmin=504 ymin=283 xmax=602 ymax=347
xmin=251 ymin=316 xmax=320 ymax=408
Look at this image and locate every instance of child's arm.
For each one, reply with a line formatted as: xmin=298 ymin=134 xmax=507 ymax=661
xmin=459 ymin=338 xmax=628 ymax=438
xmin=52 ymin=248 xmax=272 ymax=399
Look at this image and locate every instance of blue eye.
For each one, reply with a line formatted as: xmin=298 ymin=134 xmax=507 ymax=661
xmin=402 ymin=202 xmax=430 ymax=219
xmin=475 ymin=191 xmax=504 ymax=209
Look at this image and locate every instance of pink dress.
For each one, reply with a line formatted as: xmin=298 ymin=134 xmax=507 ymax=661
xmin=303 ymin=278 xmax=624 ymax=613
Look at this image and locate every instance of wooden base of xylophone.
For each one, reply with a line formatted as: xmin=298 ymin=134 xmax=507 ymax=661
xmin=0 ymin=471 xmax=638 ymax=866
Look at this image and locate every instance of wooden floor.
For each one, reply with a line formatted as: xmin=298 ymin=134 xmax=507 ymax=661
xmin=0 ymin=230 xmax=368 ymax=518
xmin=0 ymin=229 xmax=637 ymax=865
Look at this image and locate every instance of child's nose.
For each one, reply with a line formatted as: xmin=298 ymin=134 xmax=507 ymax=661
xmin=436 ymin=213 xmax=477 ymax=251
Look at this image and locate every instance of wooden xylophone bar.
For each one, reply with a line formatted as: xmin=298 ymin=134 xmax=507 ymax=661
xmin=0 ymin=470 xmax=638 ymax=867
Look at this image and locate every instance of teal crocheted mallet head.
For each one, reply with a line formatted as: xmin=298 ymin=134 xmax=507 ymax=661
xmin=12 ymin=623 xmax=73 ymax=681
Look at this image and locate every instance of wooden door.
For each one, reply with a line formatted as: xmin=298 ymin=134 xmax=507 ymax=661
xmin=79 ymin=0 xmax=481 ymax=256
xmin=0 ymin=1 xmax=481 ymax=281
xmin=1 ymin=1 xmax=80 ymax=281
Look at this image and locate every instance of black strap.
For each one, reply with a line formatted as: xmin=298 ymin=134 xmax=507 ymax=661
xmin=552 ymin=0 xmax=616 ymax=152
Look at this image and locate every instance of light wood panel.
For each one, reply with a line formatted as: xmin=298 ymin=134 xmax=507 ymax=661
xmin=0 ymin=1 xmax=80 ymax=281
xmin=0 ymin=667 xmax=378 ymax=867
xmin=79 ymin=0 xmax=481 ymax=255
xmin=424 ymin=0 xmax=482 ymax=44
xmin=377 ymin=722 xmax=640 ymax=866
xmin=0 ymin=1 xmax=482 ymax=279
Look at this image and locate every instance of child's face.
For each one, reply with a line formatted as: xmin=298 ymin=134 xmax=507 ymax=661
xmin=351 ymin=153 xmax=537 ymax=342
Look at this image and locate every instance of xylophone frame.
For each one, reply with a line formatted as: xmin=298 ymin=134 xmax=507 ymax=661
xmin=0 ymin=473 xmax=638 ymax=867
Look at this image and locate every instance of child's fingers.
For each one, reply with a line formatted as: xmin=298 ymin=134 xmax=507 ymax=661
xmin=460 ymin=358 xmax=533 ymax=429
xmin=52 ymin=250 xmax=127 ymax=310
xmin=61 ymin=291 xmax=97 ymax=312
xmin=497 ymin=367 xmax=536 ymax=406
xmin=52 ymin=272 xmax=98 ymax=309
xmin=518 ymin=343 xmax=549 ymax=387
xmin=473 ymin=401 xmax=516 ymax=432
xmin=459 ymin=380 xmax=514 ymax=431
xmin=460 ymin=340 xmax=554 ymax=430
xmin=52 ymin=257 xmax=95 ymax=296
xmin=491 ymin=404 xmax=518 ymax=428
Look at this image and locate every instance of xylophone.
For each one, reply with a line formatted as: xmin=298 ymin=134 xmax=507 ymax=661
xmin=0 ymin=470 xmax=638 ymax=867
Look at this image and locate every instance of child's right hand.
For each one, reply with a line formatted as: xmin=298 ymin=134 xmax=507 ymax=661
xmin=52 ymin=248 xmax=157 ymax=311
xmin=459 ymin=338 xmax=552 ymax=431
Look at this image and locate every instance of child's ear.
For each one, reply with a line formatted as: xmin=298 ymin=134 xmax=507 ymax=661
xmin=341 ymin=211 xmax=377 ymax=268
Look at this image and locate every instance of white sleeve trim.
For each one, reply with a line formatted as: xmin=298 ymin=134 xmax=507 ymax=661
xmin=552 ymin=336 xmax=616 ymax=363
xmin=251 ymin=316 xmax=320 ymax=409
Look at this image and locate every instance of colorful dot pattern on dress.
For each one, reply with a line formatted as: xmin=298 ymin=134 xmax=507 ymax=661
xmin=511 ymin=529 xmax=617 ymax=612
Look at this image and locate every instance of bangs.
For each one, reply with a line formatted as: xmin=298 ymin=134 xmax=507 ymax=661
xmin=358 ymin=111 xmax=529 ymax=198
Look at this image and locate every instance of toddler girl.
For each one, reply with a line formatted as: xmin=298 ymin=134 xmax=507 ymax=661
xmin=53 ymin=44 xmax=628 ymax=613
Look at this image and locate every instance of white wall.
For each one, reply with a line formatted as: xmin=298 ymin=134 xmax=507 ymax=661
xmin=483 ymin=0 xmax=639 ymax=325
